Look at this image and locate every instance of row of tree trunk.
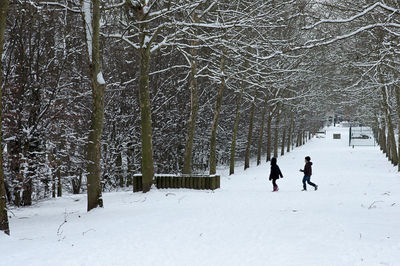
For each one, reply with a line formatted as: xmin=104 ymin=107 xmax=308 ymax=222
xmin=376 ymin=85 xmax=400 ymax=171
xmin=229 ymin=91 xmax=315 ymax=176
xmin=374 ymin=53 xmax=400 ymax=171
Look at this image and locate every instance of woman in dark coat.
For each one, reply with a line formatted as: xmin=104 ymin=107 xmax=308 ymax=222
xmin=269 ymin=157 xmax=283 ymax=191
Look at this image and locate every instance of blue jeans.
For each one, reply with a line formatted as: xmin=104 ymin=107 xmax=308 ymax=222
xmin=302 ymin=175 xmax=316 ymax=190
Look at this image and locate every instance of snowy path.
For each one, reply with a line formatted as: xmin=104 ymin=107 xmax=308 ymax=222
xmin=1 ymin=127 xmax=400 ymax=266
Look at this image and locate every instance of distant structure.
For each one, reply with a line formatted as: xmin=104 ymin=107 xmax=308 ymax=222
xmin=349 ymin=127 xmax=375 ymax=147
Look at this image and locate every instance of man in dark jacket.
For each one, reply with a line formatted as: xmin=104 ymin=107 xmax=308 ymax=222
xmin=269 ymin=157 xmax=283 ymax=191
xmin=300 ymin=156 xmax=318 ymax=191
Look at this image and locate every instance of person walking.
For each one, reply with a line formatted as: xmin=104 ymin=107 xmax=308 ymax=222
xmin=300 ymin=156 xmax=318 ymax=191
xmin=269 ymin=157 xmax=283 ymax=191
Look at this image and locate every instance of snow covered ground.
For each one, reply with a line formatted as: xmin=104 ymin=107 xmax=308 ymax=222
xmin=1 ymin=126 xmax=400 ymax=266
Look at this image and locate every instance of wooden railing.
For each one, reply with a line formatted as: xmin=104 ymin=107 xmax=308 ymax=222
xmin=132 ymin=174 xmax=220 ymax=192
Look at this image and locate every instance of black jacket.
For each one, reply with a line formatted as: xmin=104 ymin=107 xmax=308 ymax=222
xmin=301 ymin=162 xmax=313 ymax=176
xmin=269 ymin=165 xmax=283 ymax=180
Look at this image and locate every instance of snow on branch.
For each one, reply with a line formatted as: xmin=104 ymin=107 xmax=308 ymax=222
xmin=106 ymin=33 xmax=140 ymax=50
xmin=304 ymin=2 xmax=400 ymax=30
xmin=149 ymin=65 xmax=190 ymax=76
xmin=302 ymin=23 xmax=400 ymax=49
xmin=39 ymin=1 xmax=81 ymax=13
xmin=103 ymin=0 xmax=126 ymax=10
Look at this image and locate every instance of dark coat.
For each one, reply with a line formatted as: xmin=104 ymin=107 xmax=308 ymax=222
xmin=269 ymin=165 xmax=283 ymax=180
xmin=301 ymin=162 xmax=313 ymax=176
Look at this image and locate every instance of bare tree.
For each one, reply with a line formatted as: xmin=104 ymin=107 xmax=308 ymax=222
xmin=0 ymin=0 xmax=10 ymax=235
xmin=81 ymin=0 xmax=106 ymax=210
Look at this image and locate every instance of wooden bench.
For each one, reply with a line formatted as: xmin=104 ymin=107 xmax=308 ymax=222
xmin=132 ymin=174 xmax=220 ymax=192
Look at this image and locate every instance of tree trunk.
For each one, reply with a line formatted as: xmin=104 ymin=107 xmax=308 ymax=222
xmin=209 ymin=48 xmax=226 ymax=175
xmin=281 ymin=112 xmax=287 ymax=156
xmin=72 ymin=171 xmax=82 ymax=194
xmin=182 ymin=18 xmax=199 ymax=175
xmin=116 ymin=150 xmax=123 ymax=187
xmin=301 ymin=131 xmax=304 ymax=146
xmin=378 ymin=127 xmax=382 ymax=151
xmin=387 ymin=134 xmax=391 ymax=160
xmin=395 ymin=87 xmax=400 ymax=171
xmin=244 ymin=88 xmax=258 ymax=170
xmin=126 ymin=143 xmax=134 ymax=187
xmin=21 ymin=141 xmax=33 ymax=206
xmin=300 ymin=131 xmax=303 ymax=146
xmin=257 ymin=96 xmax=268 ymax=165
xmin=381 ymin=86 xmax=398 ymax=165
xmin=82 ymin=0 xmax=106 ymax=210
xmin=22 ymin=178 xmax=32 ymax=206
xmin=52 ymin=174 xmax=56 ymax=198
xmin=138 ymin=40 xmax=155 ymax=192
xmin=48 ymin=152 xmax=56 ymax=198
xmin=57 ymin=168 xmax=62 ymax=197
xmin=296 ymin=131 xmax=301 ymax=147
xmin=229 ymin=80 xmax=244 ymax=175
xmin=381 ymin=123 xmax=387 ymax=154
xmin=125 ymin=3 xmax=157 ymax=193
xmin=287 ymin=113 xmax=293 ymax=153
xmin=273 ymin=107 xmax=281 ymax=158
xmin=0 ymin=0 xmax=10 ymax=235
xmin=265 ymin=111 xmax=272 ymax=162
